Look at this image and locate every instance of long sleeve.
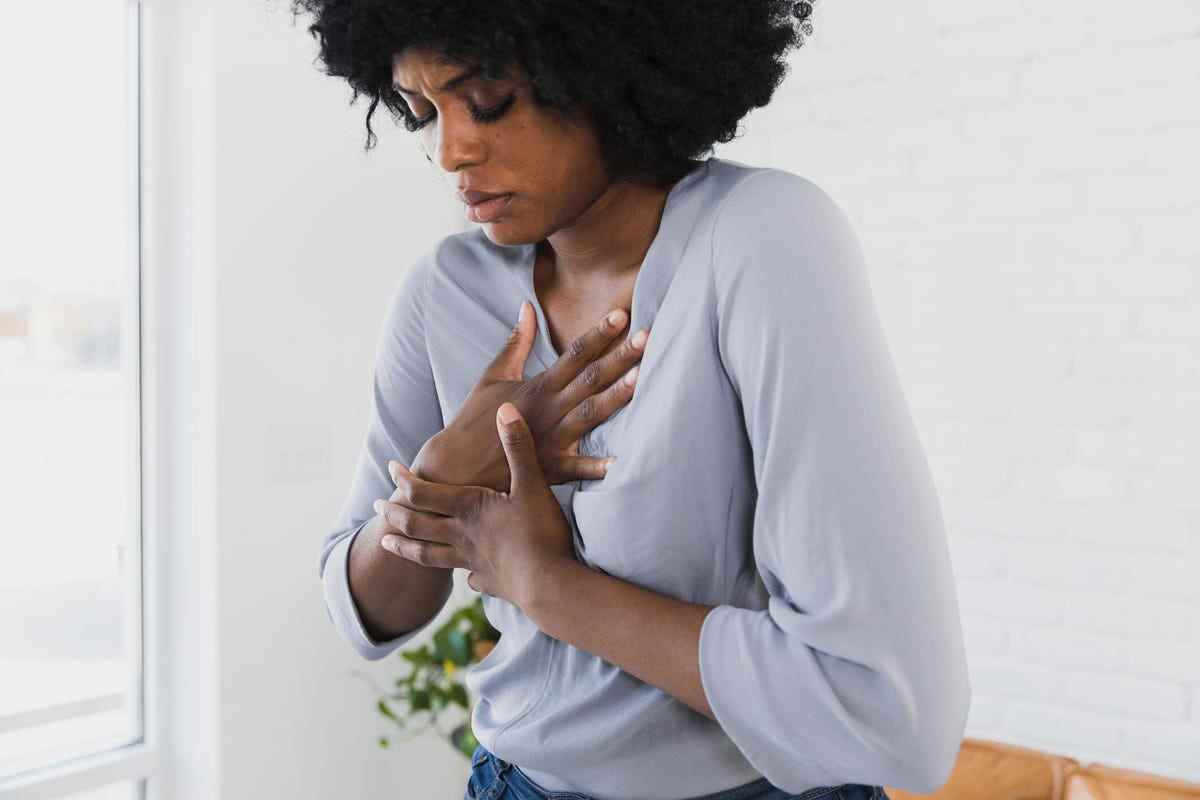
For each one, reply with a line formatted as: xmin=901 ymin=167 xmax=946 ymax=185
xmin=318 ymin=253 xmax=450 ymax=661
xmin=699 ymin=171 xmax=971 ymax=794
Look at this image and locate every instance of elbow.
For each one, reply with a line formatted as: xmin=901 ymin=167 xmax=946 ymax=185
xmin=325 ymin=597 xmax=403 ymax=663
xmin=351 ymin=638 xmax=393 ymax=663
xmin=893 ymin=668 xmax=972 ymax=794
xmin=904 ymin=731 xmax=965 ymax=795
xmin=320 ymin=547 xmax=405 ymax=664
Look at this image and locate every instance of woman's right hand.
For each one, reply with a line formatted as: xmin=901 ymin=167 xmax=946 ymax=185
xmin=410 ymin=301 xmax=648 ymax=493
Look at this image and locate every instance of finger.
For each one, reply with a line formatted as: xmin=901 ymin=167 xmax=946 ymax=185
xmin=557 ymin=454 xmax=616 ymax=482
xmin=496 ymin=403 xmax=545 ymax=496
xmin=540 ymin=308 xmax=630 ymax=394
xmin=387 ymin=459 xmax=488 ymax=517
xmin=558 ymin=360 xmax=641 ymax=444
xmin=373 ymin=498 xmax=460 ymax=546
xmin=467 ymin=571 xmax=482 ymax=593
xmin=380 ymin=533 xmax=467 ymax=570
xmin=481 ymin=299 xmax=536 ymax=382
xmin=556 ymin=325 xmax=647 ymax=426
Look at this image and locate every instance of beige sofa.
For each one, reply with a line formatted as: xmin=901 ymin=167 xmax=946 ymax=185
xmin=884 ymin=737 xmax=1200 ymax=800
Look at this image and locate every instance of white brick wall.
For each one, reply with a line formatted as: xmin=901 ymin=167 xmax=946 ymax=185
xmin=715 ymin=0 xmax=1200 ymax=784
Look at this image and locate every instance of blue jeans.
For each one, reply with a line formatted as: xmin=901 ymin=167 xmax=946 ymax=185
xmin=464 ymin=743 xmax=891 ymax=800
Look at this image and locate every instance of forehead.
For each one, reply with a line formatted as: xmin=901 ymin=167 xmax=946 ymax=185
xmin=392 ymin=47 xmax=467 ymax=82
xmin=392 ymin=48 xmax=525 ymax=93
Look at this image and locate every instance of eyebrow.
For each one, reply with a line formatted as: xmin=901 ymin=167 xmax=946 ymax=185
xmin=394 ymin=64 xmax=485 ymax=96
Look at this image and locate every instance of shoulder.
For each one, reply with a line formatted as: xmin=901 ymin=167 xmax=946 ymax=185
xmin=712 ymin=166 xmax=858 ymax=264
xmin=708 ymin=165 xmax=864 ymax=295
xmin=423 ymin=226 xmax=526 ymax=301
xmin=391 ymin=227 xmax=520 ymax=311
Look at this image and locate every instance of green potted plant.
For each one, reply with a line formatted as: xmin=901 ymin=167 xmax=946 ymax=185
xmin=371 ymin=596 xmax=500 ymax=759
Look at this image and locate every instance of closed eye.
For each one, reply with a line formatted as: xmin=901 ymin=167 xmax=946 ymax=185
xmin=412 ymin=93 xmax=517 ymax=130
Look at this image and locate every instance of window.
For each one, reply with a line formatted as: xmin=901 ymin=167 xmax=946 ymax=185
xmin=0 ymin=2 xmax=156 ymax=797
xmin=60 ymin=782 xmax=143 ymax=800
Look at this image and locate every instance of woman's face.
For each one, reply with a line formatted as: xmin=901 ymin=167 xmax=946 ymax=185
xmin=391 ymin=46 xmax=611 ymax=246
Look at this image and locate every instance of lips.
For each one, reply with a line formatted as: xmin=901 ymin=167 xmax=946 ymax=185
xmin=465 ymin=193 xmax=514 ymax=223
xmin=461 ymin=189 xmax=509 ymax=205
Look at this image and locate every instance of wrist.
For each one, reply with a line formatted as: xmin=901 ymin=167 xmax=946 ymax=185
xmin=414 ymin=426 xmax=489 ymax=484
xmin=521 ymin=555 xmax=580 ymax=631
xmin=411 ymin=430 xmax=453 ymax=483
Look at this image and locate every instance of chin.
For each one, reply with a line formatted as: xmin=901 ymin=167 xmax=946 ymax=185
xmin=477 ymin=220 xmax=540 ymax=247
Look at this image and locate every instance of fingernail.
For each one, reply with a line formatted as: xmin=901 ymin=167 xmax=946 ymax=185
xmin=373 ymin=499 xmax=382 ymax=513
xmin=631 ymin=328 xmax=648 ymax=348
xmin=498 ymin=403 xmax=519 ymax=425
xmin=624 ymin=365 xmax=639 ymax=385
xmin=607 ymin=309 xmax=626 ymax=327
xmin=518 ymin=300 xmax=528 ymax=322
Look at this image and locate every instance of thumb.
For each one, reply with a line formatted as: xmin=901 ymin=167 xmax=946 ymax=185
xmin=387 ymin=459 xmax=411 ymax=485
xmin=483 ymin=300 xmax=535 ymax=382
xmin=496 ymin=402 xmax=544 ymax=496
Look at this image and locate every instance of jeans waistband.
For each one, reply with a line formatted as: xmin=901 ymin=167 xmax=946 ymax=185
xmin=468 ymin=743 xmax=852 ymax=800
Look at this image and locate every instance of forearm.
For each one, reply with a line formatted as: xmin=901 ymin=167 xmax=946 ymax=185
xmin=525 ymin=558 xmax=717 ymax=720
xmin=346 ymin=515 xmax=454 ymax=641
xmin=343 ymin=442 xmax=465 ymax=642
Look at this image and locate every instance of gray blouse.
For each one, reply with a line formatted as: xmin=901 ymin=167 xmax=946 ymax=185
xmin=318 ymin=156 xmax=971 ymax=799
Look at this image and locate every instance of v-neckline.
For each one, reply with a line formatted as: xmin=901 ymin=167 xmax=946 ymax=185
xmin=508 ymin=158 xmax=712 ymax=373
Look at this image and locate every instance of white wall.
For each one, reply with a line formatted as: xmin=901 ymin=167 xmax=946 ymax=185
xmin=145 ymin=0 xmax=471 ymax=798
xmin=145 ymin=0 xmax=1199 ymax=797
xmin=726 ymin=0 xmax=1200 ymax=783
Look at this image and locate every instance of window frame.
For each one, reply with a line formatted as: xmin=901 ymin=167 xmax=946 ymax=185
xmin=0 ymin=2 xmax=161 ymax=798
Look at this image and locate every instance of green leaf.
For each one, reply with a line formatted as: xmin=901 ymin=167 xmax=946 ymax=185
xmin=447 ymin=682 xmax=469 ymax=710
xmin=376 ymin=699 xmax=400 ymax=722
xmin=410 ymin=688 xmax=431 ymax=711
xmin=435 ymin=627 xmax=471 ymax=665
xmin=401 ymin=647 xmax=432 ymax=665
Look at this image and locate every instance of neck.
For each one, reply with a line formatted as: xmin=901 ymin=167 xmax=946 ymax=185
xmin=541 ymin=177 xmax=674 ymax=288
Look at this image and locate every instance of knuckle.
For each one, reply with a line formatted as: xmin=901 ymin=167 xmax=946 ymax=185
xmin=522 ymin=375 xmax=546 ymax=403
xmin=577 ymin=396 xmax=596 ymax=422
xmin=391 ymin=505 xmax=412 ymax=535
xmin=581 ymin=362 xmax=600 ymax=388
xmin=568 ymin=334 xmax=587 ymax=360
xmin=463 ymin=492 xmax=488 ymax=522
xmin=462 ymin=494 xmax=481 ymax=520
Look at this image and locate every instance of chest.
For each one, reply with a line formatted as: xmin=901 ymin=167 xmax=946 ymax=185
xmin=534 ymin=266 xmax=636 ymax=365
xmin=428 ymin=256 xmax=754 ymax=601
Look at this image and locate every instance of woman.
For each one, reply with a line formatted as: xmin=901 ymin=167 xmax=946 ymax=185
xmin=296 ymin=2 xmax=972 ymax=799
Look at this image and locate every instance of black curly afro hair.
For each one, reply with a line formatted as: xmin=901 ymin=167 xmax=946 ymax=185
xmin=290 ymin=0 xmax=811 ymax=187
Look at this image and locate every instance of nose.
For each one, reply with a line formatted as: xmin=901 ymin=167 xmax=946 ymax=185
xmin=426 ymin=107 xmax=484 ymax=173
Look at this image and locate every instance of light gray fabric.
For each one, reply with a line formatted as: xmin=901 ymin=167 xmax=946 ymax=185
xmin=318 ymin=156 xmax=971 ymax=800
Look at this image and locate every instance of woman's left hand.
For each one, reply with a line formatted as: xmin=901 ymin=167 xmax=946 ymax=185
xmin=373 ymin=402 xmax=576 ymax=613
